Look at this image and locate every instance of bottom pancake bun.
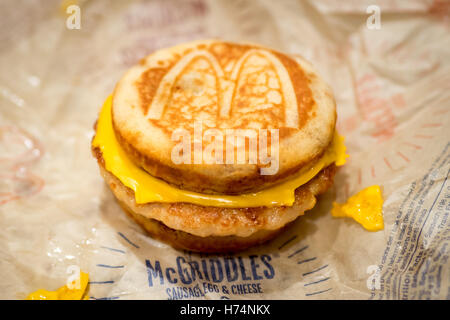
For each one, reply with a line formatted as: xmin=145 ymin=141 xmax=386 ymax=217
xmin=118 ymin=199 xmax=288 ymax=253
xmin=93 ymin=147 xmax=336 ymax=252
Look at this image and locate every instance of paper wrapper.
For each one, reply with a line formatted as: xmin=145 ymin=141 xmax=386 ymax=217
xmin=1 ymin=0 xmax=449 ymax=300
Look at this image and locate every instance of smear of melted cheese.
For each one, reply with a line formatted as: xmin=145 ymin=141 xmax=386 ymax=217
xmin=92 ymin=96 xmax=348 ymax=208
xmin=26 ymin=271 xmax=89 ymax=300
xmin=332 ymin=185 xmax=384 ymax=231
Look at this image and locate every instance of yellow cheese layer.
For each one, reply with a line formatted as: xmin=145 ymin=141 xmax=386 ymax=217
xmin=92 ymin=96 xmax=348 ymax=208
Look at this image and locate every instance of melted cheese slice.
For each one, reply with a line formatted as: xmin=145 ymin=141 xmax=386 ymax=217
xmin=92 ymin=96 xmax=348 ymax=208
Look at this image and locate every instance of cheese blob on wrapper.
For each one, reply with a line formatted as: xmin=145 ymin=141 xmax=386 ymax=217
xmin=332 ymin=185 xmax=384 ymax=232
xmin=26 ymin=271 xmax=89 ymax=300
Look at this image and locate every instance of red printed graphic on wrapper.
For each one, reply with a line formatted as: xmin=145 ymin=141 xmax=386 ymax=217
xmin=0 ymin=126 xmax=44 ymax=205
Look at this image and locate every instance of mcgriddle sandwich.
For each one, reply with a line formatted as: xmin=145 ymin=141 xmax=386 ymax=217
xmin=92 ymin=40 xmax=347 ymax=252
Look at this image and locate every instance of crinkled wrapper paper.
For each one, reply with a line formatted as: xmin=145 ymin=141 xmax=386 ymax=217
xmin=0 ymin=0 xmax=449 ymax=300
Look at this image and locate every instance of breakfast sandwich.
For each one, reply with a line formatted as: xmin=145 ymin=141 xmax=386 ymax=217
xmin=91 ymin=40 xmax=347 ymax=252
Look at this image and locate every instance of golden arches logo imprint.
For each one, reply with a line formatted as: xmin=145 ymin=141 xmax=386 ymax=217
xmin=145 ymin=48 xmax=299 ymax=130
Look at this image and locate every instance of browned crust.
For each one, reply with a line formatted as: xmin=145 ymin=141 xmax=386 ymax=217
xmin=119 ymin=199 xmax=289 ymax=253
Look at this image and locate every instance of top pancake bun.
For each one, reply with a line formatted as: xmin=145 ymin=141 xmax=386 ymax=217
xmin=111 ymin=40 xmax=336 ymax=195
